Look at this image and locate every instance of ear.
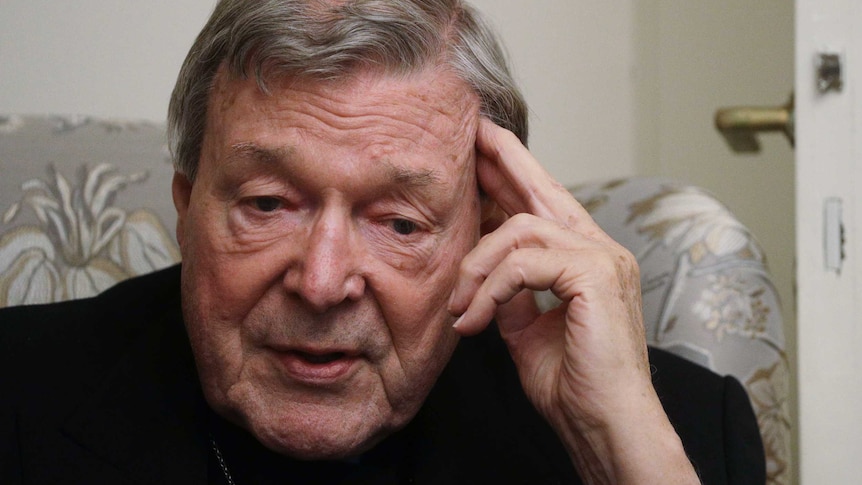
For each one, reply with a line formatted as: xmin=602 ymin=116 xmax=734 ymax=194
xmin=479 ymin=197 xmax=506 ymax=236
xmin=171 ymin=172 xmax=192 ymax=247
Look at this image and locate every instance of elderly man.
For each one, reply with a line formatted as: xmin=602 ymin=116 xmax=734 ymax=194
xmin=0 ymin=0 xmax=764 ymax=483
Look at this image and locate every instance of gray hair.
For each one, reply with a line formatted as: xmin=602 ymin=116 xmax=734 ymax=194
xmin=168 ymin=0 xmax=528 ymax=180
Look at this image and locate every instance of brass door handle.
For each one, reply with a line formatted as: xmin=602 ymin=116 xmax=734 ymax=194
xmin=715 ymin=94 xmax=794 ymax=152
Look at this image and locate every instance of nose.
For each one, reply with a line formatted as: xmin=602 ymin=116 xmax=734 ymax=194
xmin=284 ymin=206 xmax=366 ymax=313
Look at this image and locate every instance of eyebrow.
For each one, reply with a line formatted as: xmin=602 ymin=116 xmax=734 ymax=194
xmin=225 ymin=142 xmax=293 ymax=166
xmin=225 ymin=142 xmax=446 ymax=193
xmin=379 ymin=160 xmax=444 ymax=191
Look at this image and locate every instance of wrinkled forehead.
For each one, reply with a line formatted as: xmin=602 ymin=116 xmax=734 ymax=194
xmin=207 ymin=63 xmax=482 ymax=170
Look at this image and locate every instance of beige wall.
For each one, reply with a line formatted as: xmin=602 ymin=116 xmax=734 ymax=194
xmin=0 ymin=0 xmax=642 ymax=186
xmin=0 ymin=1 xmax=212 ymax=122
xmin=471 ymin=0 xmax=640 ymax=184
xmin=635 ymin=5 xmax=796 ymax=334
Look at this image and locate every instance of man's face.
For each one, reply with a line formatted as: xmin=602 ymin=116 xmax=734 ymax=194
xmin=173 ymin=66 xmax=482 ymax=459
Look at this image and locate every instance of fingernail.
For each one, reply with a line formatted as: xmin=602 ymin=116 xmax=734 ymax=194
xmin=452 ymin=314 xmax=465 ymax=330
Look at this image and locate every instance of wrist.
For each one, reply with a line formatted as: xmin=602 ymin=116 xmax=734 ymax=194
xmin=554 ymin=388 xmax=700 ymax=485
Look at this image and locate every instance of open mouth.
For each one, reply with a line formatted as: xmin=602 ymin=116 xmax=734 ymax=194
xmin=294 ymin=351 xmax=346 ymax=365
xmin=275 ymin=348 xmax=359 ymax=382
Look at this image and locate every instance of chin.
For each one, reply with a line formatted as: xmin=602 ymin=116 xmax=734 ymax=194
xmin=247 ymin=409 xmax=402 ymax=461
xmin=226 ymin=390 xmax=416 ymax=461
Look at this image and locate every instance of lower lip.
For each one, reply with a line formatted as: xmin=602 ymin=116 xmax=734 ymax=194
xmin=273 ymin=351 xmax=360 ymax=383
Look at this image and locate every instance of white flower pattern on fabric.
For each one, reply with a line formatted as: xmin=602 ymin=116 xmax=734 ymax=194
xmin=628 ymin=186 xmax=762 ymax=263
xmin=694 ymin=273 xmax=771 ymax=341
xmin=0 ymin=164 xmax=179 ymax=306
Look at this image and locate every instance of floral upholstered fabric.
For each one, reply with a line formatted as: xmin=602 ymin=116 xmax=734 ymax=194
xmin=0 ymin=116 xmax=789 ymax=484
xmin=0 ymin=115 xmax=179 ymax=306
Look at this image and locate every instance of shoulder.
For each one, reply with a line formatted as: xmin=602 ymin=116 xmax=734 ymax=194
xmin=648 ymin=346 xmax=749 ymax=418
xmin=0 ymin=265 xmax=202 ymax=482
xmin=648 ymin=347 xmax=766 ymax=484
xmin=0 ymin=265 xmax=182 ymax=387
xmin=438 ymin=337 xmax=765 ymax=484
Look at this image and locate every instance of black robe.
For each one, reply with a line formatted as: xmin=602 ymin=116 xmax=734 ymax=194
xmin=0 ymin=265 xmax=765 ymax=484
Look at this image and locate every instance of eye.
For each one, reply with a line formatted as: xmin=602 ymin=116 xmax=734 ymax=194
xmin=253 ymin=197 xmax=281 ymax=212
xmin=391 ymin=218 xmax=418 ymax=235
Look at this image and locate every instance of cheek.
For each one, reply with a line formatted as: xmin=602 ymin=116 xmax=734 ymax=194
xmin=384 ymin=199 xmax=480 ymax=318
xmin=372 ymin=227 xmax=475 ymax=353
xmin=180 ymin=203 xmax=288 ymax=322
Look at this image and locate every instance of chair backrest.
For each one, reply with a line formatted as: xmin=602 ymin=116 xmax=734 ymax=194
xmin=569 ymin=177 xmax=789 ymax=485
xmin=0 ymin=115 xmax=789 ymax=484
xmin=0 ymin=115 xmax=179 ymax=306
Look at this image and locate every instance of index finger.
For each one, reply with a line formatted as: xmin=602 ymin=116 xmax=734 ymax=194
xmin=476 ymin=118 xmax=608 ymax=240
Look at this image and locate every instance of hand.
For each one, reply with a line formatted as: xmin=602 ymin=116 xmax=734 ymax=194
xmin=448 ymin=119 xmax=699 ymax=484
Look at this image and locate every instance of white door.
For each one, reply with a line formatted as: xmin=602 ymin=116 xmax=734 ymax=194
xmin=796 ymin=0 xmax=862 ymax=483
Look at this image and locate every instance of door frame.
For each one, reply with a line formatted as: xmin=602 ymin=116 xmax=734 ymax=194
xmin=796 ymin=0 xmax=862 ymax=482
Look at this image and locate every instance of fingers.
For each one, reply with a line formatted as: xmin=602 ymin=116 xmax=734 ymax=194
xmin=476 ymin=119 xmax=609 ymax=242
xmin=449 ymin=213 xmax=583 ymax=315
xmin=456 ymin=119 xmax=631 ymax=336
xmin=451 ymin=246 xmax=575 ymax=336
xmin=449 ymin=213 xmax=631 ymax=336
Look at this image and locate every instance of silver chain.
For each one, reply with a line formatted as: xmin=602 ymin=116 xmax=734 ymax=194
xmin=210 ymin=437 xmax=237 ymax=485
